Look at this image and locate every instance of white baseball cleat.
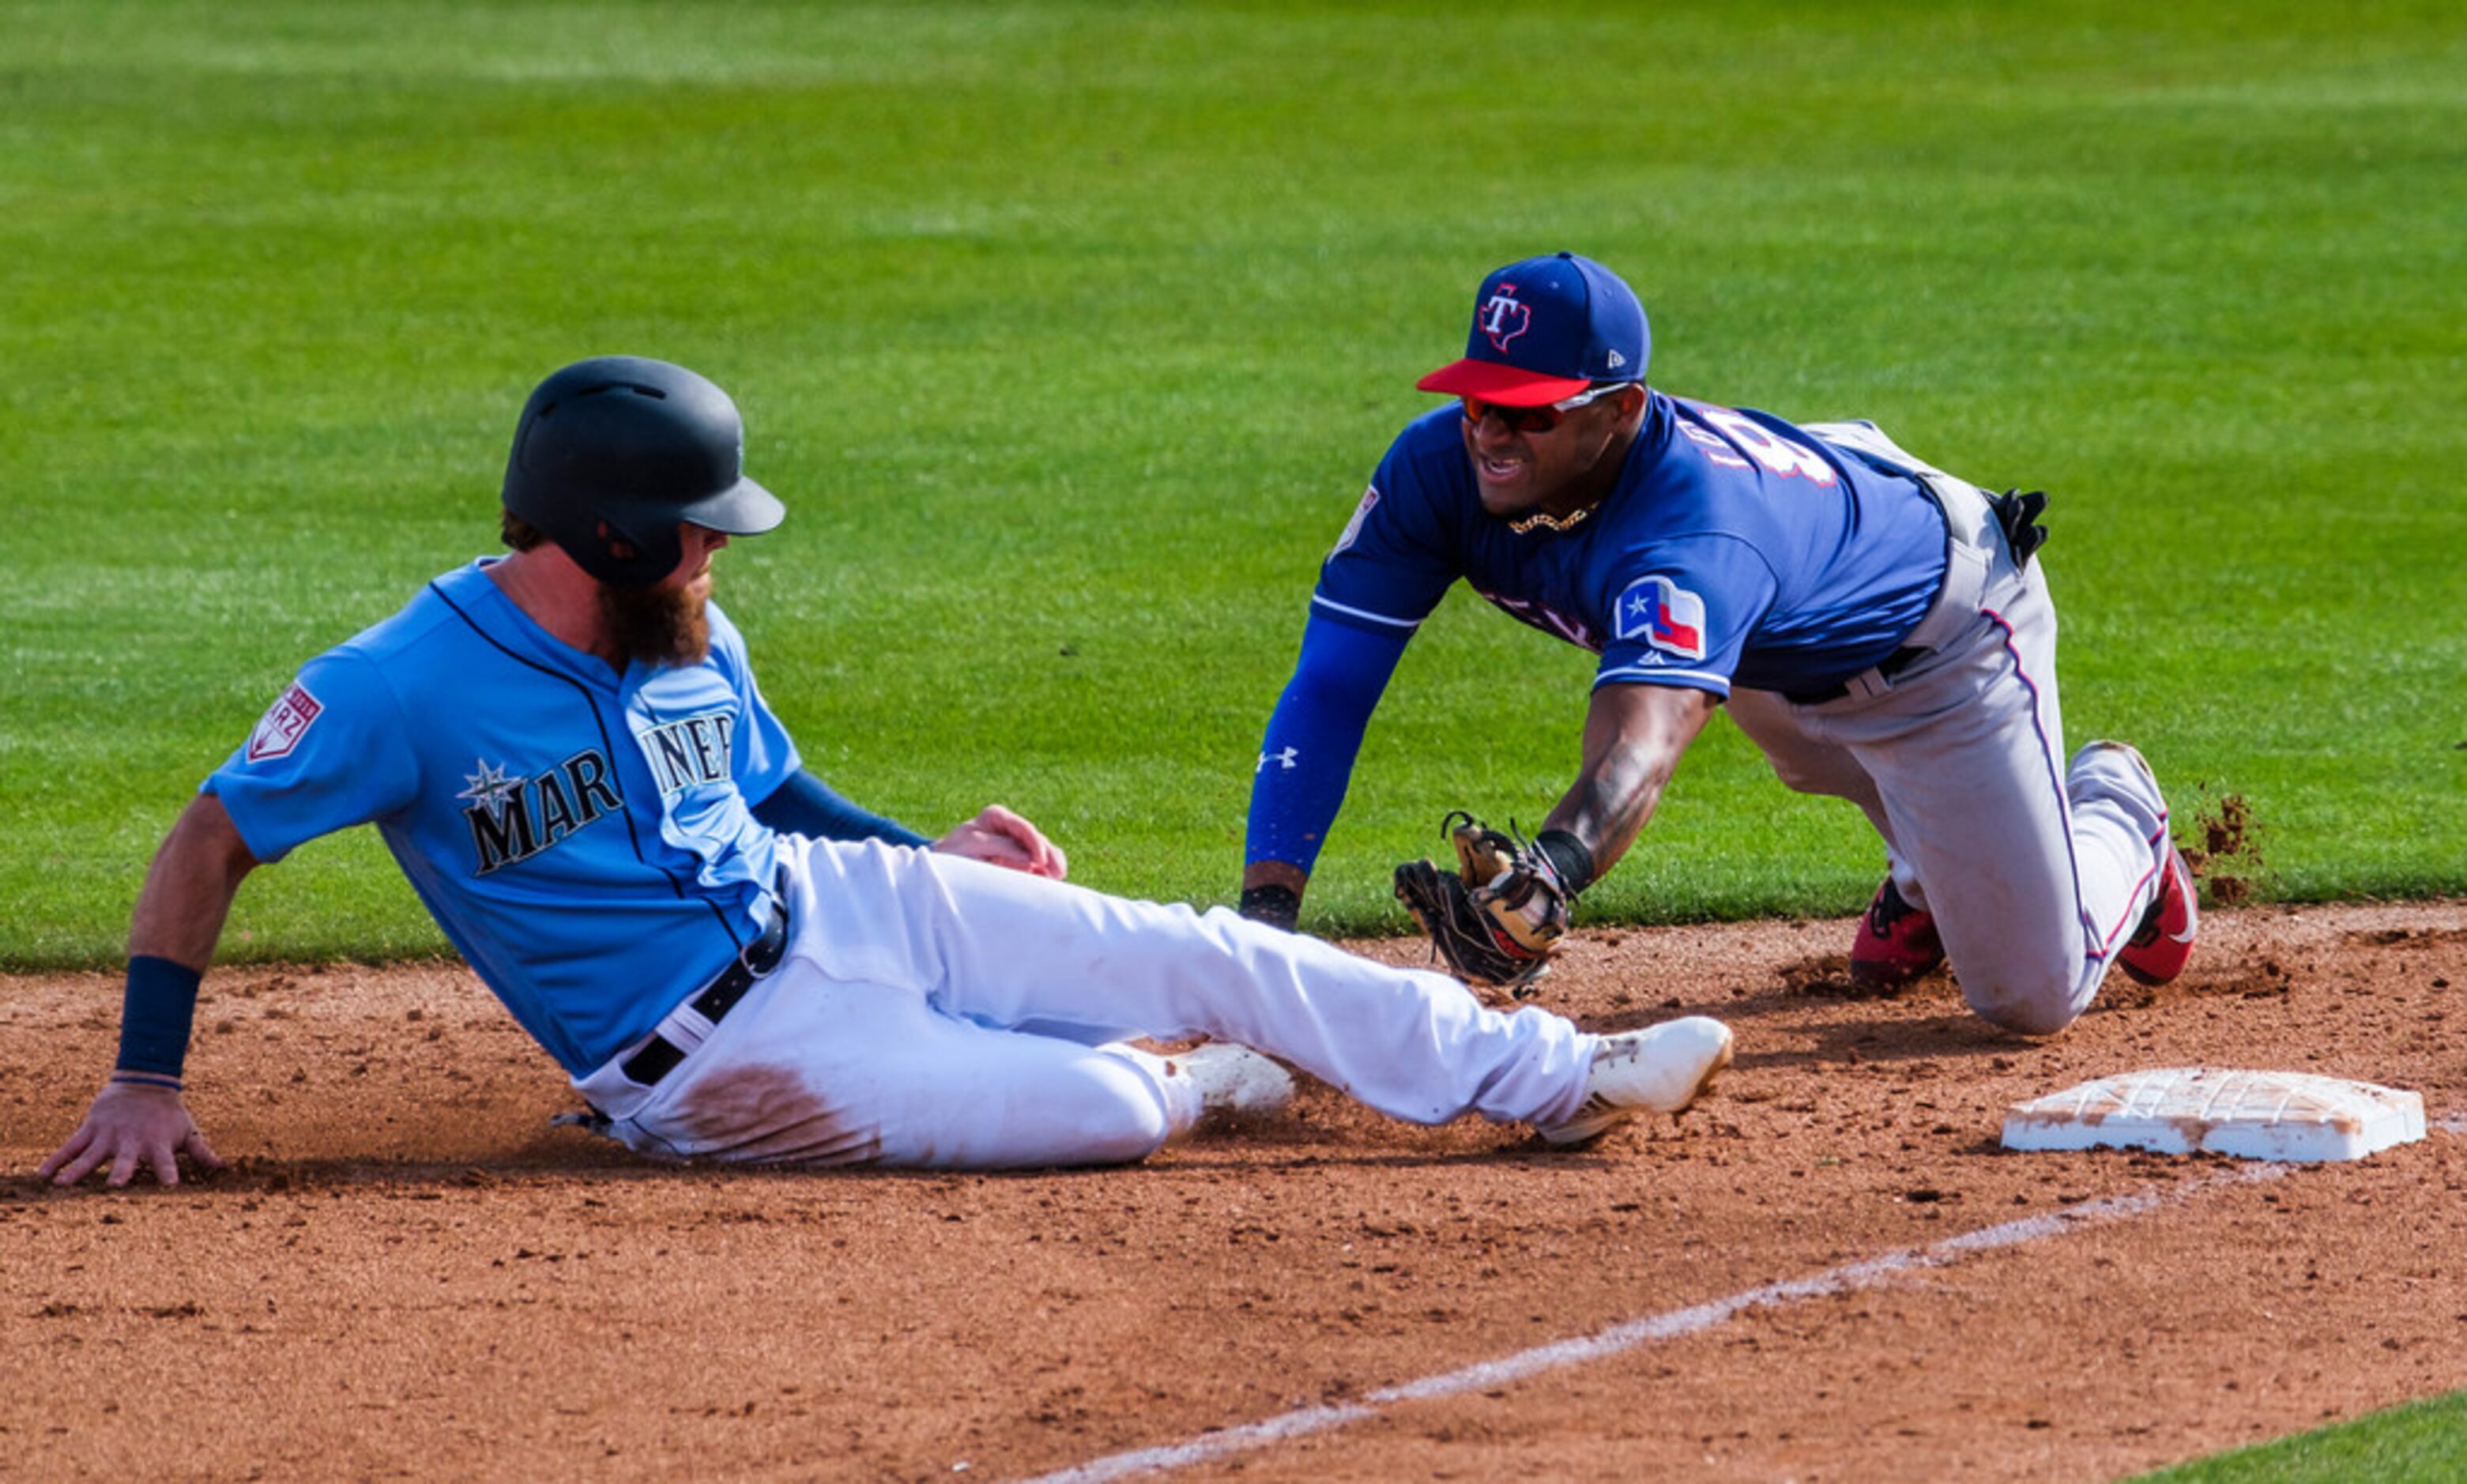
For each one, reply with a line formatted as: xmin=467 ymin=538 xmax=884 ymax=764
xmin=1168 ymin=1041 xmax=1298 ymax=1121
xmin=1538 ymin=1016 xmax=1735 ymax=1146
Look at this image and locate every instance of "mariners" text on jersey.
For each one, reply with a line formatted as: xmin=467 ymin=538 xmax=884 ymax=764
xmin=638 ymin=711 xmax=738 ymax=799
xmin=462 ymin=751 xmax=623 ymax=876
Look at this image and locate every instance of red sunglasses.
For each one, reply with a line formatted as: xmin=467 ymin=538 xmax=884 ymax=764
xmin=1460 ymin=381 xmax=1633 ymax=434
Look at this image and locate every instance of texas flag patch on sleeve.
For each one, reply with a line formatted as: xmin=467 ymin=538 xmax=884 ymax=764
xmin=1331 ymin=484 xmax=1379 ymax=558
xmin=245 ymin=680 xmax=324 ymax=763
xmin=1613 ymin=575 xmax=1708 ymax=661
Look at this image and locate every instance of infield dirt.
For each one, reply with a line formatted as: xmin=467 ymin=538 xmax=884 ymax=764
xmin=6 ymin=901 xmax=2463 ymax=1482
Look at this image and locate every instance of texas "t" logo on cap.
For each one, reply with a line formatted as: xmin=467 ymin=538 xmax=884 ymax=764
xmin=1478 ymin=287 xmax=1531 ymax=351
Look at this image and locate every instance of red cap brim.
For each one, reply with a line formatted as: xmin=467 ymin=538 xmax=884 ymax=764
xmin=1413 ymin=358 xmax=1592 ymax=405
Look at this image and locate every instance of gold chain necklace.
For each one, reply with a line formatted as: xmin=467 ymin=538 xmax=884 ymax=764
xmin=1507 ymin=503 xmax=1596 ymax=535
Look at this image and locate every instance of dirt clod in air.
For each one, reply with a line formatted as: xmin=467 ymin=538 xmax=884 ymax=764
xmin=2183 ymin=791 xmax=2262 ymax=907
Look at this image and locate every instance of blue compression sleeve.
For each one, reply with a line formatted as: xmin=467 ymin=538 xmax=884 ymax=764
xmin=1245 ymin=609 xmax=1412 ymax=875
xmin=751 ymin=768 xmax=932 ymax=848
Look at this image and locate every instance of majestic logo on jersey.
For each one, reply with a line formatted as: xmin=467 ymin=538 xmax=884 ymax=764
xmin=1614 ymin=576 xmax=1708 ymax=661
xmin=1478 ymin=287 xmax=1531 ymax=351
xmin=460 ymin=751 xmax=623 ymax=876
xmin=245 ymin=681 xmax=323 ymax=763
xmin=638 ymin=711 xmax=738 ymax=799
xmin=1331 ymin=484 xmax=1379 ymax=558
xmin=1477 ymin=589 xmax=1598 ymax=652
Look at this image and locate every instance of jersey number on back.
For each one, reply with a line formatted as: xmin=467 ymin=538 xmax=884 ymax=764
xmin=1689 ymin=406 xmax=1839 ymax=486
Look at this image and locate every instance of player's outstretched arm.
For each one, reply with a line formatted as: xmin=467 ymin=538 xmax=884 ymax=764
xmin=40 ymin=795 xmax=259 ymax=1188
xmin=1238 ymin=612 xmax=1414 ymax=930
xmin=1539 ymin=682 xmax=1719 ymax=885
xmin=932 ymin=804 xmax=1068 ymax=880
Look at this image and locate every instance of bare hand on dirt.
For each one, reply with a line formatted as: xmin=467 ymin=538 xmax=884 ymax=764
xmin=38 ymin=1080 xmax=226 ymax=1188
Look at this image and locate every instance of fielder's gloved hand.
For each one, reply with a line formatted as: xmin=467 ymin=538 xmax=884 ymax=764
xmin=1393 ymin=812 xmax=1583 ymax=993
xmin=1987 ymin=487 xmax=2050 ymax=568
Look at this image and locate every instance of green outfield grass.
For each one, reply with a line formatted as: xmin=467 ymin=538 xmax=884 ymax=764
xmin=4 ymin=0 xmax=2462 ymax=970
xmin=2132 ymin=1390 xmax=2467 ymax=1482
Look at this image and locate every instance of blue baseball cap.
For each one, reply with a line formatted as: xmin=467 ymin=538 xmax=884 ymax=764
xmin=1415 ymin=253 xmax=1650 ymax=406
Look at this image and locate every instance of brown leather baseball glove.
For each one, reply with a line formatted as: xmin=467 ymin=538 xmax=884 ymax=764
xmin=1393 ymin=812 xmax=1572 ymax=992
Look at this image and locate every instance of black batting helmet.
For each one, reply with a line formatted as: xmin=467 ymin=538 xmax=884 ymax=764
xmin=502 ymin=356 xmax=785 ymax=586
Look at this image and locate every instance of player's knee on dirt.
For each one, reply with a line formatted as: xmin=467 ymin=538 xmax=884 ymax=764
xmin=1959 ymin=971 xmax=2086 ymax=1038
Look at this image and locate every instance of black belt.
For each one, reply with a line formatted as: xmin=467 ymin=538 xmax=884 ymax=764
xmin=1783 ymin=645 xmax=1930 ymax=706
xmin=618 ymin=910 xmax=790 ymax=1087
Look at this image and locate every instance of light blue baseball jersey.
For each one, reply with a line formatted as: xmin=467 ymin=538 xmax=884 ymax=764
xmin=206 ymin=559 xmax=800 ymax=1074
xmin=1315 ymin=392 xmax=1950 ymax=696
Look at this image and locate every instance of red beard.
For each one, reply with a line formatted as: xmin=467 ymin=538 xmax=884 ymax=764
xmin=597 ymin=579 xmax=712 ymax=667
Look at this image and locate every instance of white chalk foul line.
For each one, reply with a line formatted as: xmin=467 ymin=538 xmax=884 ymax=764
xmin=1026 ymin=1110 xmax=2465 ymax=1483
xmin=1022 ymin=1165 xmax=2293 ymax=1484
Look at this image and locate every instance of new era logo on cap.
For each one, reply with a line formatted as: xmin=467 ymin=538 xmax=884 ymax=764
xmin=1417 ymin=252 xmax=1652 ymax=406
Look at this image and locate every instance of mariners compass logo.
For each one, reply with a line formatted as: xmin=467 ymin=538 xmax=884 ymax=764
xmin=456 ymin=759 xmax=522 ymax=811
xmin=458 ymin=751 xmax=622 ymax=875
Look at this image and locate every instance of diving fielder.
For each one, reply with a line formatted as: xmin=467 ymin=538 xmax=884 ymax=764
xmin=1238 ymin=253 xmax=2197 ymax=1033
xmin=43 ymin=356 xmax=1734 ymax=1187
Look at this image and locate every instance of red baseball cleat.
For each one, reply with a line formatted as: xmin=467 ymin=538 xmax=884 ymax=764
xmin=2118 ymin=843 xmax=2199 ymax=987
xmin=1849 ymin=877 xmax=1945 ymax=990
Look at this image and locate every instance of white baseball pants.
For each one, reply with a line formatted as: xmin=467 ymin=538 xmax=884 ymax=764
xmin=573 ymin=835 xmax=1602 ymax=1168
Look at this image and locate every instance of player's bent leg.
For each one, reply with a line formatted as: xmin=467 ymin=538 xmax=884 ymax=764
xmin=1864 ymin=751 xmax=2095 ymax=1034
xmin=1832 ymin=586 xmax=2100 ymax=1034
xmin=849 ymin=1031 xmax=1186 ymax=1169
xmin=1843 ymin=563 xmax=2186 ymax=1034
xmin=1957 ymin=742 xmax=2175 ymax=1028
xmin=582 ymin=962 xmax=1190 ymax=1170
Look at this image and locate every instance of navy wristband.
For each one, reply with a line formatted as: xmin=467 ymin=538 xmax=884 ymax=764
xmin=116 ymin=955 xmax=204 ymax=1079
xmin=1533 ymin=830 xmax=1596 ymax=897
xmin=1237 ymin=883 xmax=1302 ymax=932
